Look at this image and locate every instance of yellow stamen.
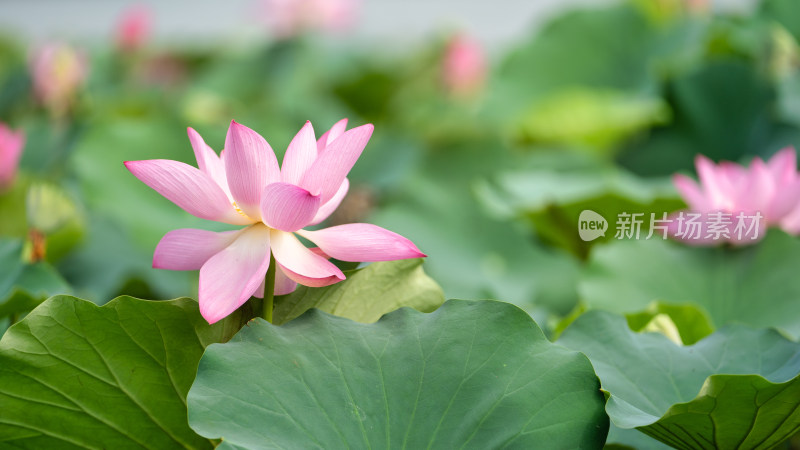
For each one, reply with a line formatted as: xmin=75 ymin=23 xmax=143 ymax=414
xmin=232 ymin=201 xmax=250 ymax=218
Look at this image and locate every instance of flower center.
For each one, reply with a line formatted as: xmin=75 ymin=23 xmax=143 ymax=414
xmin=232 ymin=201 xmax=250 ymax=219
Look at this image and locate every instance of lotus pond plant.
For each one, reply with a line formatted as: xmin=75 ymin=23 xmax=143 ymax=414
xmin=126 ymin=119 xmax=425 ymax=323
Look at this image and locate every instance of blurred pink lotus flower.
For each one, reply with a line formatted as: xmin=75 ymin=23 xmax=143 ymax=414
xmin=126 ymin=119 xmax=425 ymax=324
xmin=442 ymin=34 xmax=487 ymax=97
xmin=671 ymin=148 xmax=800 ymax=245
xmin=261 ymin=0 xmax=359 ymax=38
xmin=116 ymin=4 xmax=152 ymax=52
xmin=0 ymin=124 xmax=25 ymax=191
xmin=30 ymin=43 xmax=88 ymax=116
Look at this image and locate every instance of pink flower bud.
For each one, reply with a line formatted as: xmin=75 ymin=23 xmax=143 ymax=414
xmin=30 ymin=43 xmax=88 ymax=116
xmin=442 ymin=34 xmax=487 ymax=97
xmin=0 ymin=124 xmax=25 ymax=191
xmin=116 ymin=4 xmax=152 ymax=52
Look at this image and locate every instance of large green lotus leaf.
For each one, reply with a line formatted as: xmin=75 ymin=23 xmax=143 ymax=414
xmin=580 ymin=230 xmax=800 ymax=338
xmin=0 ymin=295 xmax=241 ymax=449
xmin=559 ymin=311 xmax=800 ymax=449
xmin=188 ymin=300 xmax=609 ymax=449
xmin=273 ymin=259 xmax=444 ymax=325
xmin=605 ymin=427 xmax=671 ymax=450
xmin=476 ymin=168 xmax=683 ymax=259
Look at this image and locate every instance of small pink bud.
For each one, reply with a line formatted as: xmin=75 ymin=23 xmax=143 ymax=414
xmin=30 ymin=43 xmax=88 ymax=117
xmin=442 ymin=34 xmax=487 ymax=97
xmin=0 ymin=123 xmax=25 ymax=191
xmin=116 ymin=4 xmax=152 ymax=53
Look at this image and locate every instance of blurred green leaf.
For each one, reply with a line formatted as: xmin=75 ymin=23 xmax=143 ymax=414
xmin=0 ymin=178 xmax=28 ymax=237
xmin=626 ymin=302 xmax=714 ymax=345
xmin=369 ymin=141 xmax=586 ymax=324
xmin=345 ymin=130 xmax=422 ymax=191
xmin=57 ymin=215 xmax=194 ymax=303
xmin=188 ymin=300 xmax=609 ymax=448
xmin=19 ymin=117 xmax=87 ymax=177
xmin=760 ymin=0 xmax=800 ymax=43
xmin=493 ymin=2 xmax=703 ymax=126
xmin=0 ymin=238 xmax=70 ymax=321
xmin=619 ymin=60 xmax=799 ymax=176
xmin=580 ymin=230 xmax=800 ymax=338
xmin=70 ymin=117 xmax=228 ymax=247
xmin=333 ymin=65 xmax=399 ymax=123
xmin=497 ymin=5 xmax=655 ymax=110
xmin=777 ymin=72 xmax=800 ymax=126
xmin=515 ymin=89 xmax=670 ymax=153
xmin=25 ymin=181 xmax=86 ymax=261
xmin=373 ymin=172 xmax=581 ymax=319
xmin=560 ymin=311 xmax=800 ymax=449
xmin=477 ymin=167 xmax=683 ymax=258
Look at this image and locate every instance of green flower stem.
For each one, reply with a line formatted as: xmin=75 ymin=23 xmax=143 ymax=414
xmin=263 ymin=254 xmax=276 ymax=323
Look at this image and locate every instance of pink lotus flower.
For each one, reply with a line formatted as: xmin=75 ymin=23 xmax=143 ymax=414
xmin=671 ymin=148 xmax=800 ymax=245
xmin=30 ymin=43 xmax=88 ymax=116
xmin=0 ymin=124 xmax=25 ymax=191
xmin=126 ymin=119 xmax=425 ymax=324
xmin=261 ymin=0 xmax=359 ymax=38
xmin=442 ymin=34 xmax=487 ymax=97
xmin=116 ymin=4 xmax=152 ymax=52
